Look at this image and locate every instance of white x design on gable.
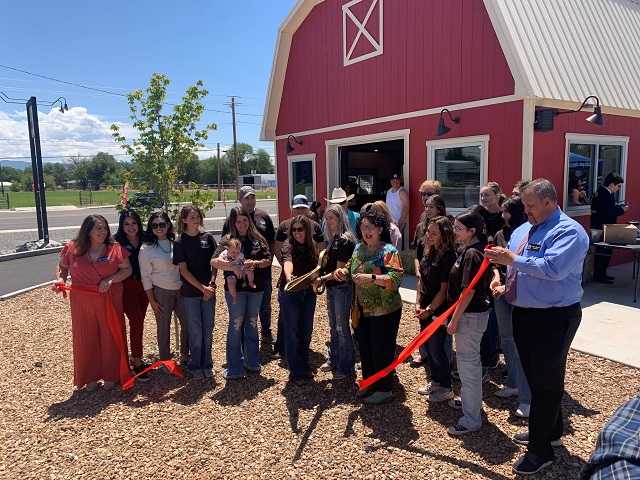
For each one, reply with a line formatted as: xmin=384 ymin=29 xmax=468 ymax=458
xmin=342 ymin=0 xmax=384 ymax=67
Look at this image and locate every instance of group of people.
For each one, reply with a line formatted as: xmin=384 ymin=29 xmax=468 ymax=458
xmin=58 ymin=175 xmax=596 ymax=475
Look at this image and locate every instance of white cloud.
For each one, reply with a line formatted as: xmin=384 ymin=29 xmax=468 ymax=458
xmin=0 ymin=106 xmax=135 ymax=162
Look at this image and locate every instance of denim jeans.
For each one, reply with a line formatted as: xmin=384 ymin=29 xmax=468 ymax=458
xmin=454 ymin=310 xmax=489 ymax=431
xmin=494 ymin=296 xmax=531 ymax=405
xmin=424 ymin=324 xmax=452 ymax=389
xmin=274 ymin=289 xmax=285 ymax=357
xmin=281 ymin=288 xmax=316 ymax=378
xmin=327 ymin=283 xmax=355 ymax=376
xmin=225 ymin=290 xmax=263 ymax=376
xmin=181 ymin=296 xmax=215 ymax=374
xmin=259 ymin=271 xmax=273 ymax=336
xmin=480 ymin=307 xmax=500 ymax=368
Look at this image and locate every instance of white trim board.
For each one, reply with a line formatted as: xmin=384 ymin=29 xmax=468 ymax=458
xmin=343 ymin=0 xmax=384 ymax=66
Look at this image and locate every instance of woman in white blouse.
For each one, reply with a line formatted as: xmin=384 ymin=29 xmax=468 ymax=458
xmin=139 ymin=211 xmax=188 ymax=362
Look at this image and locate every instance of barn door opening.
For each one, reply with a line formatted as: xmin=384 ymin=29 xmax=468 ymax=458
xmin=339 ymin=139 xmax=404 ymax=212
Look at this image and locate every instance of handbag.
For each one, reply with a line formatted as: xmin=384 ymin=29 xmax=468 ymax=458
xmin=350 ymin=293 xmax=362 ymax=329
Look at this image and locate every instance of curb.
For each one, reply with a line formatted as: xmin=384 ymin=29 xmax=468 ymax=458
xmin=0 ymin=280 xmax=57 ymax=301
xmin=0 ymin=246 xmax=64 ymax=262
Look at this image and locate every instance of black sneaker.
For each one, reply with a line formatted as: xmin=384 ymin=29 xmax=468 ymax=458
xmin=512 ymin=453 xmax=553 ymax=475
xmin=133 ymin=364 xmax=150 ymax=382
xmin=261 ymin=331 xmax=274 ymax=345
xmin=512 ymin=431 xmax=563 ymax=447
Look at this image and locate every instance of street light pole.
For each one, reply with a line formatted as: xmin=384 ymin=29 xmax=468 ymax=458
xmin=26 ymin=97 xmax=49 ymax=242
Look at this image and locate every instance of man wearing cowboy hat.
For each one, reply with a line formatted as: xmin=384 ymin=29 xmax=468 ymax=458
xmin=326 ymin=187 xmax=360 ymax=235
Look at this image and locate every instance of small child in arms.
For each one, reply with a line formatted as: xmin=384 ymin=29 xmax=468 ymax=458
xmin=221 ymin=238 xmax=256 ymax=303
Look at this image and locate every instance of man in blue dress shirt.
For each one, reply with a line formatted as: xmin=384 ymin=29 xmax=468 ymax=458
xmin=485 ymin=178 xmax=589 ymax=475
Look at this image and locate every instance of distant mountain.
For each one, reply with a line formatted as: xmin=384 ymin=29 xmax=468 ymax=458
xmin=0 ymin=160 xmax=30 ymax=170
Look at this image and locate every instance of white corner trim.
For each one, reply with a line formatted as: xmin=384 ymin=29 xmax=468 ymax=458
xmin=343 ymin=0 xmax=384 ymax=67
xmin=521 ymin=97 xmax=535 ymax=181
xmin=275 ymin=94 xmax=521 ymax=140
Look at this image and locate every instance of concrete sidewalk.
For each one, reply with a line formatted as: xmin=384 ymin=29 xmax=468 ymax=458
xmin=399 ymin=262 xmax=640 ymax=368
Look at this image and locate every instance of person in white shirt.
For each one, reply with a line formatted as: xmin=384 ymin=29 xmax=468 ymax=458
xmin=139 ymin=211 xmax=188 ymax=362
xmin=385 ymin=173 xmax=409 ymax=248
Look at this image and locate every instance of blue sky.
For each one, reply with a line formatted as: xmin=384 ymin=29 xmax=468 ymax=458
xmin=0 ymin=0 xmax=297 ymax=163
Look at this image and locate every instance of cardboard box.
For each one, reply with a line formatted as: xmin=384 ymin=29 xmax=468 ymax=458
xmin=604 ymin=224 xmax=638 ymax=245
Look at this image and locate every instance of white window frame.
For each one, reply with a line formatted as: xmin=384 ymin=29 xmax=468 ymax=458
xmin=564 ymin=133 xmax=629 ymax=217
xmin=426 ymin=135 xmax=490 ymax=215
xmin=288 ymin=154 xmax=316 ymax=205
xmin=342 ymin=0 xmax=384 ymax=67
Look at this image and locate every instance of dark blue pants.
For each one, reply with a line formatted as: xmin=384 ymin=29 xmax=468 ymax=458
xmin=480 ymin=307 xmax=500 ymax=368
xmin=281 ymin=288 xmax=316 ymax=379
xmin=424 ymin=323 xmax=452 ymax=389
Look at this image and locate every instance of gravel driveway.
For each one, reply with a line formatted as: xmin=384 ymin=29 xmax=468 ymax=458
xmin=1 ymin=272 xmax=638 ymax=479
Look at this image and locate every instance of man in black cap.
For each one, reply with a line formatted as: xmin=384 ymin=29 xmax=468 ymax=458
xmin=223 ymin=185 xmax=276 ymax=343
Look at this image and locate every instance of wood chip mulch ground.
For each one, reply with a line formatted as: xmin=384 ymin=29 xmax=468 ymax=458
xmin=1 ymin=273 xmax=639 ymax=479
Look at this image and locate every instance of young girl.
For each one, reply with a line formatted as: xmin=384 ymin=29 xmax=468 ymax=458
xmin=139 ymin=211 xmax=188 ymax=364
xmin=446 ymin=211 xmax=492 ymax=435
xmin=114 ymin=209 xmax=149 ymax=379
xmin=173 ymin=206 xmax=217 ymax=379
xmin=220 ymin=237 xmax=256 ymax=303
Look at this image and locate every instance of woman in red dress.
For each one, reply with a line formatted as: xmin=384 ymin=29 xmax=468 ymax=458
xmin=57 ymin=215 xmax=132 ymax=391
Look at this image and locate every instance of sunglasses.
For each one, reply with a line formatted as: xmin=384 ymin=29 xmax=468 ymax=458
xmin=151 ymin=222 xmax=167 ymax=229
xmin=291 ymin=227 xmax=304 ymax=233
xmin=420 ymin=191 xmax=435 ymax=197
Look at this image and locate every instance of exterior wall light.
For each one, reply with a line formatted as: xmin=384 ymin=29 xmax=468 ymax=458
xmin=534 ymin=95 xmax=603 ymax=131
xmin=436 ymin=108 xmax=460 ymax=136
xmin=286 ymin=134 xmax=303 ymax=154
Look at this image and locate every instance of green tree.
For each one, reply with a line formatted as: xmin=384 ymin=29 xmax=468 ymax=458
xmin=252 ymin=148 xmax=274 ymax=174
xmin=43 ymin=162 xmax=70 ymax=187
xmin=111 ymin=73 xmax=217 ymax=219
xmin=70 ymin=156 xmax=91 ymax=190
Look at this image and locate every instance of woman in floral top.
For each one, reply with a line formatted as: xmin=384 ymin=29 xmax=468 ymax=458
xmin=335 ymin=203 xmax=404 ymax=404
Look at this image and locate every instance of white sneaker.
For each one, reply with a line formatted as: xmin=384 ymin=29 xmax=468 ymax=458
xmin=495 ymin=386 xmax=519 ymax=398
xmin=428 ymin=388 xmax=454 ymax=403
xmin=515 ymin=404 xmax=530 ymax=418
xmin=417 ymin=381 xmax=440 ymax=396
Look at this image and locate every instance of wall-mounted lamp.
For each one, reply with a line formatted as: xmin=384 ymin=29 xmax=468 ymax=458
xmin=286 ymin=134 xmax=303 ymax=154
xmin=534 ymin=95 xmax=603 ymax=131
xmin=52 ymin=97 xmax=69 ymax=114
xmin=436 ymin=108 xmax=460 ymax=136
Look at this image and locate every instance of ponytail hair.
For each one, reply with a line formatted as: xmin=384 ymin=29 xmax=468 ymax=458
xmin=456 ymin=210 xmax=488 ymax=245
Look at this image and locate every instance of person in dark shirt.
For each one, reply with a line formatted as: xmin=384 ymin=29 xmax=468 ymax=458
xmin=212 ymin=207 xmax=272 ymax=380
xmin=446 ymin=211 xmax=491 ymax=436
xmin=591 ymin=173 xmax=629 ymax=283
xmin=415 ymin=216 xmax=456 ymax=402
xmin=114 ymin=209 xmax=149 ymax=378
xmin=318 ymin=204 xmax=356 ymax=379
xmin=173 ymin=206 xmax=217 ymax=379
xmin=280 ymin=215 xmax=319 ymax=384
xmin=222 ymin=186 xmax=276 ymax=342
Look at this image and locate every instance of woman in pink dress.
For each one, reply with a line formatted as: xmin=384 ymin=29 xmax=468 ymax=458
xmin=57 ymin=215 xmax=132 ymax=391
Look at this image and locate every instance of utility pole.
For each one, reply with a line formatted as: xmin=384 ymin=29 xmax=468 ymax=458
xmin=230 ymin=96 xmax=239 ymax=199
xmin=217 ymin=142 xmax=222 ymax=201
xmin=26 ymin=97 xmax=49 ymax=243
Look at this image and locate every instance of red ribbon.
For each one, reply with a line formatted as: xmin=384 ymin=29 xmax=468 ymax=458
xmin=358 ymin=254 xmax=492 ymax=391
xmin=54 ymin=282 xmax=183 ymax=390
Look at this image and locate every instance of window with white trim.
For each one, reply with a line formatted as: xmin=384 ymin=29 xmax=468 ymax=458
xmin=427 ymin=136 xmax=489 ymax=211
xmin=565 ymin=134 xmax=628 ymax=213
xmin=288 ymin=154 xmax=316 ymax=202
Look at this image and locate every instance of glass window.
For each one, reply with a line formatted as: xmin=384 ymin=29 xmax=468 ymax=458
xmin=434 ymin=145 xmax=482 ymax=209
xmin=291 ymin=160 xmax=314 ymax=199
xmin=566 ymin=140 xmax=625 ymax=208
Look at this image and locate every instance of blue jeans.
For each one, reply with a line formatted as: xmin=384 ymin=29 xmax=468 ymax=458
xmin=281 ymin=288 xmax=316 ymax=378
xmin=455 ymin=310 xmax=489 ymax=431
xmin=225 ymin=290 xmax=263 ymax=376
xmin=182 ymin=296 xmax=215 ymax=374
xmin=481 ymin=307 xmax=500 ymax=367
xmin=259 ymin=271 xmax=272 ymax=336
xmin=327 ymin=283 xmax=355 ymax=375
xmin=424 ymin=323 xmax=452 ymax=389
xmin=494 ymin=297 xmax=531 ymax=405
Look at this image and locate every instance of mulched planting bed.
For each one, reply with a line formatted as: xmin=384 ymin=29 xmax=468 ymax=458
xmin=1 ymin=272 xmax=638 ymax=479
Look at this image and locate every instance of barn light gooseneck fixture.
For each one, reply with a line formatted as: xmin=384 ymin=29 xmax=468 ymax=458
xmin=534 ymin=95 xmax=603 ymax=131
xmin=286 ymin=135 xmax=303 ymax=154
xmin=436 ymin=109 xmax=460 ymax=136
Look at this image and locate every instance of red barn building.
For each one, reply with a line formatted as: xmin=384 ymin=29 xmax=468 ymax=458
xmin=261 ymin=0 xmax=640 ymax=239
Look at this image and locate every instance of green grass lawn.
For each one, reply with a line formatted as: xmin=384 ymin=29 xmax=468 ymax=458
xmin=5 ymin=188 xmax=275 ymax=208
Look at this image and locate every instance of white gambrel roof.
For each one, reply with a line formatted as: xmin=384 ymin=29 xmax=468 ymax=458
xmin=261 ymin=0 xmax=640 ymax=140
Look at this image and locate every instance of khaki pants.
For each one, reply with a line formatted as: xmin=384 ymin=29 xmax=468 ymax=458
xmin=153 ymin=286 xmax=188 ymax=360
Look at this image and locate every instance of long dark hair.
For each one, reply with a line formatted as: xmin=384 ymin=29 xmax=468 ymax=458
xmin=456 ymin=210 xmax=488 ymax=245
xmin=500 ymin=197 xmax=527 ymax=241
xmin=425 ymin=216 xmax=455 ymax=261
xmin=73 ymin=214 xmax=112 ymax=256
xmin=177 ymin=205 xmax=204 ymax=235
xmin=227 ymin=206 xmax=269 ymax=250
xmin=288 ymin=215 xmax=317 ymax=262
xmin=144 ymin=211 xmax=175 ymax=245
xmin=357 ymin=203 xmax=392 ymax=244
xmin=114 ymin=209 xmax=143 ymax=246
xmin=426 ymin=194 xmax=447 ymax=217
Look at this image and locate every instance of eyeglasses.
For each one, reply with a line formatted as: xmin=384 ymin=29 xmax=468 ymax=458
xmin=151 ymin=222 xmax=167 ymax=229
xmin=420 ymin=191 xmax=435 ymax=197
xmin=291 ymin=227 xmax=304 ymax=233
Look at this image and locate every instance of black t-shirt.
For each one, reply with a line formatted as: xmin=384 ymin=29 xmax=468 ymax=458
xmin=275 ymin=218 xmax=324 ymax=244
xmin=447 ymin=242 xmax=491 ymax=313
xmin=324 ymin=235 xmax=356 ymax=287
xmin=418 ymin=249 xmax=456 ymax=315
xmin=173 ymin=231 xmax=217 ymax=297
xmin=222 ymin=208 xmax=276 ymax=246
xmin=216 ymin=234 xmax=271 ymax=292
xmin=485 ymin=211 xmax=505 ymax=240
xmin=121 ymin=241 xmax=142 ymax=280
xmin=279 ymin=241 xmax=318 ymax=291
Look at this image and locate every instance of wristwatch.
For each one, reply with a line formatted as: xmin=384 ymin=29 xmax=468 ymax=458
xmin=371 ymin=274 xmax=377 ymax=281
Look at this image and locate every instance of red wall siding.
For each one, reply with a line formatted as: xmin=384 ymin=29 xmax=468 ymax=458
xmin=276 ymin=0 xmax=514 ymax=136
xmin=276 ymin=101 xmax=524 ymax=228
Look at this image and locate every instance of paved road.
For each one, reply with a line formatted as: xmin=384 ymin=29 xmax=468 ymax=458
xmin=0 ymin=253 xmax=60 ymax=296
